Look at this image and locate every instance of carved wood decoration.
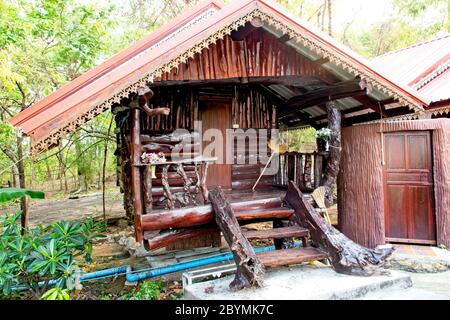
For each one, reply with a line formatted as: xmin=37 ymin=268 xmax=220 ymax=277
xmin=143 ymin=166 xmax=153 ymax=214
xmin=209 ymin=188 xmax=265 ymax=291
xmin=322 ymin=101 xmax=342 ymax=205
xmin=285 ymin=181 xmax=394 ymax=276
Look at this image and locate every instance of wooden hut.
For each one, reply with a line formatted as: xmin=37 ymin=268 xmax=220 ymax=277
xmin=339 ymin=36 xmax=450 ymax=248
xmin=10 ymin=0 xmax=437 ymax=270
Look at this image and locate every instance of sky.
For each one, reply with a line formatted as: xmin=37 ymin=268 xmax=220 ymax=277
xmin=331 ymin=0 xmax=393 ymax=32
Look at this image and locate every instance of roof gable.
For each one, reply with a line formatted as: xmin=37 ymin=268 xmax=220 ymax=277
xmin=11 ymin=0 xmax=430 ymax=154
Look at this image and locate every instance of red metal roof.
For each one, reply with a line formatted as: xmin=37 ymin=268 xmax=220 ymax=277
xmin=419 ymin=69 xmax=450 ymax=102
xmin=373 ymin=34 xmax=450 ymax=104
xmin=10 ymin=0 xmax=225 ymax=127
xmin=10 ymin=0 xmax=431 ymax=152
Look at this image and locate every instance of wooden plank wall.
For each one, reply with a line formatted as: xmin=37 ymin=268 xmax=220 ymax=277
xmin=157 ymin=30 xmax=334 ymax=82
xmin=338 ymin=119 xmax=450 ymax=248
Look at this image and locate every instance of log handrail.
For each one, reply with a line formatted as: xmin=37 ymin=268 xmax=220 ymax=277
xmin=284 ymin=181 xmax=394 ymax=276
xmin=134 ymin=156 xmax=217 ymax=166
xmin=142 ymin=157 xmax=217 ymax=212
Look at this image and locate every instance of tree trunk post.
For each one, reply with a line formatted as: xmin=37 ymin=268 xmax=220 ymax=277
xmin=209 ymin=188 xmax=265 ymax=291
xmin=285 ymin=181 xmax=394 ymax=276
xmin=322 ymin=101 xmax=342 ymax=205
xmin=131 ymin=100 xmax=144 ymax=243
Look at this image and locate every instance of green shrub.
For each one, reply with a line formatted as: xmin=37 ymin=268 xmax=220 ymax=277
xmin=0 ymin=212 xmax=104 ymax=299
xmin=41 ymin=288 xmax=70 ymax=300
xmin=121 ymin=280 xmax=164 ymax=300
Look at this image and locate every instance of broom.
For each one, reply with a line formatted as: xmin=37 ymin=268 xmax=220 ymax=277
xmin=311 ymin=186 xmax=332 ymax=225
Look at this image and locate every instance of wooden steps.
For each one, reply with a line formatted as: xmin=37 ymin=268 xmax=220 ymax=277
xmin=235 ymin=207 xmax=294 ymax=221
xmin=257 ymin=247 xmax=328 ymax=268
xmin=243 ymin=226 xmax=309 ymax=240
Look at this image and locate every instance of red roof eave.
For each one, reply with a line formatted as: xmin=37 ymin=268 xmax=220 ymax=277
xmin=11 ymin=0 xmax=430 ymax=142
xmin=256 ymin=0 xmax=430 ymax=107
xmin=10 ymin=0 xmax=225 ymax=127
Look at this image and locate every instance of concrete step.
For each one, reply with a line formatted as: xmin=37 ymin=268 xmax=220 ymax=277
xmin=183 ymin=265 xmax=414 ymax=300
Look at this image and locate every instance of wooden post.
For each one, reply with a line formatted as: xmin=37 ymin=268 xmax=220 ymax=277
xmin=200 ymin=162 xmax=209 ymax=203
xmin=131 ymin=103 xmax=144 ymax=243
xmin=285 ymin=181 xmax=394 ymax=276
xmin=314 ymin=153 xmax=324 ymax=189
xmin=209 ymin=188 xmax=265 ymax=291
xmin=143 ymin=166 xmax=153 ymax=213
xmin=322 ymin=101 xmax=342 ymax=205
xmin=162 ymin=164 xmax=175 ymax=209
xmin=304 ymin=154 xmax=313 ymax=189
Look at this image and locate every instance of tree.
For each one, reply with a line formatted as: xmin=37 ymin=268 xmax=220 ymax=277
xmin=0 ymin=0 xmax=115 ymax=229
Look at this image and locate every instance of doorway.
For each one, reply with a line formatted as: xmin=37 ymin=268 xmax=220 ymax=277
xmin=384 ymin=131 xmax=436 ymax=245
xmin=200 ymin=100 xmax=232 ymax=189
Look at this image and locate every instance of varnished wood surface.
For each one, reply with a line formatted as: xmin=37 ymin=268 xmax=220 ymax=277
xmin=257 ymin=247 xmax=328 ymax=268
xmin=243 ymin=226 xmax=309 ymax=240
xmin=384 ymin=131 xmax=436 ymax=243
xmin=200 ymin=101 xmax=232 ymax=189
xmin=210 ymin=188 xmax=265 ymax=291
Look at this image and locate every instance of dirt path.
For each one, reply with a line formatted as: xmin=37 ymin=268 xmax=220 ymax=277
xmin=1 ymin=191 xmax=126 ymax=227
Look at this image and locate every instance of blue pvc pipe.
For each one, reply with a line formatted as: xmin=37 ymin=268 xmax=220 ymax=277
xmin=11 ymin=242 xmax=302 ymax=291
xmin=11 ymin=266 xmax=129 ymax=292
xmin=125 ymin=242 xmax=302 ymax=283
xmin=80 ymin=266 xmax=128 ymax=282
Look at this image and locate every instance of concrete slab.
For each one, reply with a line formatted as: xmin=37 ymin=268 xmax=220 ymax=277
xmin=359 ymin=287 xmax=450 ymax=300
xmin=183 ymin=264 xmax=412 ymax=300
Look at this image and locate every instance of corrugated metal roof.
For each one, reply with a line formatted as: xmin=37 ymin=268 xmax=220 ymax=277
xmin=10 ymin=0 xmax=431 ymax=151
xmin=419 ymin=69 xmax=450 ymax=102
xmin=373 ymin=34 xmax=450 ymax=87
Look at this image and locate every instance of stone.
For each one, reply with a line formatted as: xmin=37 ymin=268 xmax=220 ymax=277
xmin=388 ymin=247 xmax=450 ymax=274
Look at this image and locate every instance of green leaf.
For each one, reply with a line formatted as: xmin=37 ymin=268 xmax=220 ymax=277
xmin=0 ymin=188 xmax=45 ymax=203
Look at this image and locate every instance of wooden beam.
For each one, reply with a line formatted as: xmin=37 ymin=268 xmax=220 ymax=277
xmin=145 ymin=226 xmax=218 ymax=250
xmin=278 ymin=33 xmax=291 ymax=43
xmin=313 ymin=57 xmax=329 ymax=66
xmin=279 ymin=80 xmax=365 ymax=117
xmin=141 ymin=197 xmax=290 ymax=231
xmin=283 ymin=111 xmax=320 ymax=129
xmin=230 ymin=18 xmax=263 ymax=41
xmin=342 ymin=106 xmax=413 ymax=126
xmin=151 ymin=75 xmax=324 ymax=88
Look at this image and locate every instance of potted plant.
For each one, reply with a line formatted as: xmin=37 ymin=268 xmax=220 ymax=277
xmin=315 ymin=128 xmax=331 ymax=152
xmin=141 ymin=152 xmax=167 ymax=178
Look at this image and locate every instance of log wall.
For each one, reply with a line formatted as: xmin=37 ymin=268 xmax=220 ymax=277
xmin=157 ymin=31 xmax=334 ymax=82
xmin=338 ymin=119 xmax=450 ymax=248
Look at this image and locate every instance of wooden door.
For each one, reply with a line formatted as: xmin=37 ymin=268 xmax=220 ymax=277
xmin=384 ymin=131 xmax=436 ymax=244
xmin=200 ymin=101 xmax=232 ymax=189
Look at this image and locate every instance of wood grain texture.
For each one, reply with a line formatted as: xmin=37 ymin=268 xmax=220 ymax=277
xmin=257 ymin=247 xmax=328 ymax=268
xmin=338 ymin=119 xmax=450 ymax=248
xmin=243 ymin=226 xmax=309 ymax=240
xmin=156 ymin=31 xmax=334 ymax=83
xmin=285 ymin=182 xmax=393 ymax=276
xmin=209 ymin=188 xmax=265 ymax=291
